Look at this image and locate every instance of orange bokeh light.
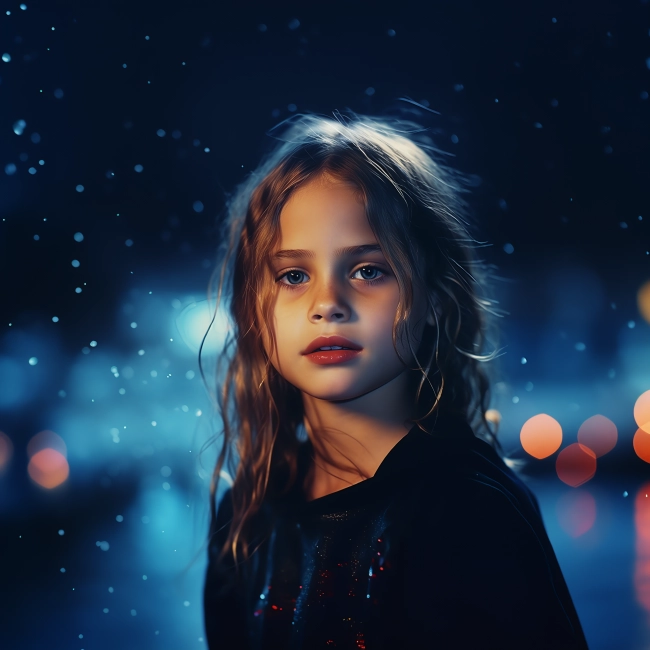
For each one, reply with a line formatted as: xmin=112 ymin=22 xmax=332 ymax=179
xmin=637 ymin=280 xmax=650 ymax=326
xmin=520 ymin=414 xmax=562 ymax=459
xmin=577 ymin=414 xmax=618 ymax=457
xmin=27 ymin=429 xmax=67 ymax=459
xmin=485 ymin=409 xmax=501 ymax=424
xmin=556 ymin=490 xmax=596 ymax=538
xmin=633 ymin=428 xmax=650 ymax=464
xmin=635 ymin=391 xmax=650 ymax=434
xmin=555 ymin=443 xmax=597 ymax=487
xmin=27 ymin=448 xmax=69 ymax=489
xmin=0 ymin=431 xmax=14 ymax=472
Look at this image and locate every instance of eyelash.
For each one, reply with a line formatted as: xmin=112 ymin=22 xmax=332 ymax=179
xmin=276 ymin=265 xmax=389 ymax=291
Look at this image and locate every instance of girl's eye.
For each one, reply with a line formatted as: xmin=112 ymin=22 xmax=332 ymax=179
xmin=276 ymin=265 xmax=388 ymax=290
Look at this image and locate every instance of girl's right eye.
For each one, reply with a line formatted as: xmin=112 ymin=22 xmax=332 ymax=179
xmin=276 ymin=270 xmax=308 ymax=289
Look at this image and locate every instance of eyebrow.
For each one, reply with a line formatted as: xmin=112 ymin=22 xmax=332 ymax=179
xmin=272 ymin=244 xmax=383 ymax=260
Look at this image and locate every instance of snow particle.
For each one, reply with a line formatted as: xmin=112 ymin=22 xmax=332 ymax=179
xmin=74 ymin=232 xmax=84 ymax=242
xmin=29 ymin=357 xmax=38 ymax=366
xmin=71 ymin=259 xmax=80 ymax=268
xmin=503 ymin=243 xmax=515 ymax=254
xmin=288 ymin=18 xmax=300 ymax=30
xmin=75 ymin=184 xmax=84 ymax=193
xmin=192 ymin=200 xmax=204 ymax=213
xmin=2 ymin=53 xmax=11 ymax=63
xmin=53 ymin=88 xmax=64 ymax=99
xmin=5 ymin=163 xmax=16 ymax=175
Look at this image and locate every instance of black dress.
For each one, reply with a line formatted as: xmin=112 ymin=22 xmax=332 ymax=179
xmin=203 ymin=412 xmax=589 ymax=649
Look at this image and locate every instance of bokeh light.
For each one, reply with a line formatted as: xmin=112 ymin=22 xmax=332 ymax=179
xmin=175 ymin=299 xmax=232 ymax=356
xmin=577 ymin=414 xmax=618 ymax=457
xmin=27 ymin=448 xmax=69 ymax=489
xmin=555 ymin=443 xmax=597 ymax=487
xmin=519 ymin=413 xmax=562 ymax=459
xmin=635 ymin=482 xmax=650 ymax=615
xmin=485 ymin=408 xmax=501 ymax=431
xmin=637 ymin=280 xmax=650 ymax=325
xmin=633 ymin=428 xmax=650 ymax=464
xmin=0 ymin=430 xmax=14 ymax=473
xmin=27 ymin=429 xmax=67 ymax=459
xmin=556 ymin=489 xmax=597 ymax=538
xmin=635 ymin=390 xmax=650 ymax=434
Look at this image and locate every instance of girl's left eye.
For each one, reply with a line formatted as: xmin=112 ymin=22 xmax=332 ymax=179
xmin=276 ymin=265 xmax=388 ymax=290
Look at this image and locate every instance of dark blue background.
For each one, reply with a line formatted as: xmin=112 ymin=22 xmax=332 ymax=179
xmin=1 ymin=1 xmax=649 ymax=648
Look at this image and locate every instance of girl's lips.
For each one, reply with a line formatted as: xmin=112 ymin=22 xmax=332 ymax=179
xmin=305 ymin=349 xmax=361 ymax=365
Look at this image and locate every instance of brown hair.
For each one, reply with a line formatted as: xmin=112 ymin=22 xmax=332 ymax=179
xmin=201 ymin=111 xmax=504 ymax=576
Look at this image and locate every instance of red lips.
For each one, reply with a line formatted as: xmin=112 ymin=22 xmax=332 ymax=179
xmin=303 ymin=335 xmax=363 ymax=355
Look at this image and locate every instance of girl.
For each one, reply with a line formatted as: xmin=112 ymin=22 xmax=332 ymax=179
xmin=202 ymin=111 xmax=589 ymax=649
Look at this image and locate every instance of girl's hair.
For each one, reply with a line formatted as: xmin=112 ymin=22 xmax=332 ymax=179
xmin=202 ymin=110 xmax=505 ymax=575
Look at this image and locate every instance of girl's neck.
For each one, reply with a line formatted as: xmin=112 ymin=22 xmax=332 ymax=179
xmin=301 ymin=368 xmax=419 ymax=500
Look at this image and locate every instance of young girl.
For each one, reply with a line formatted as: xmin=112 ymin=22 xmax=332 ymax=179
xmin=202 ymin=111 xmax=589 ymax=649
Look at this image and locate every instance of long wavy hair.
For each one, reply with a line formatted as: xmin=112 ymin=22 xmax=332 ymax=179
xmin=201 ymin=110 xmax=505 ymax=576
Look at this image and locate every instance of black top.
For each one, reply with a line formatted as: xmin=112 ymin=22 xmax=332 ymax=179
xmin=203 ymin=412 xmax=589 ymax=649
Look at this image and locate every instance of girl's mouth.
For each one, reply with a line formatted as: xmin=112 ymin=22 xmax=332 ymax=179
xmin=305 ymin=348 xmax=361 ymax=365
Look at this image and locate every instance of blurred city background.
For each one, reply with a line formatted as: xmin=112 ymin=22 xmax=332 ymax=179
xmin=1 ymin=1 xmax=649 ymax=648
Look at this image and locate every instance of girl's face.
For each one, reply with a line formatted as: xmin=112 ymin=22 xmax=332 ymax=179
xmin=261 ymin=174 xmax=433 ymax=403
